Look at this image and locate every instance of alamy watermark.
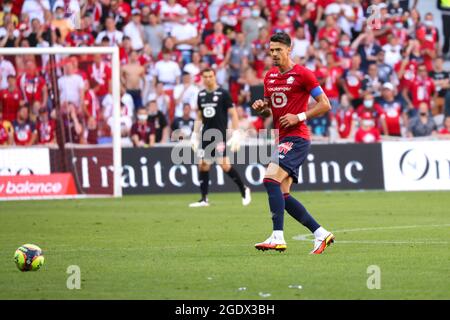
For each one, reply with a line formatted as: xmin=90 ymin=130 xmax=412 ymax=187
xmin=366 ymin=265 xmax=381 ymax=290
xmin=366 ymin=4 xmax=382 ymax=30
xmin=66 ymin=265 xmax=81 ymax=290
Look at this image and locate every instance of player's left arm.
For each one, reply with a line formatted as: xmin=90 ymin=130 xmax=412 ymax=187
xmin=228 ymin=106 xmax=239 ymax=131
xmin=279 ymin=91 xmax=332 ymax=128
xmin=226 ymin=93 xmax=241 ymax=152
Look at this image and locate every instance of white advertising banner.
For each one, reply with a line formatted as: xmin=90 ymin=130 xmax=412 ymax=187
xmin=0 ymin=148 xmax=51 ymax=176
xmin=382 ymin=141 xmax=450 ymax=191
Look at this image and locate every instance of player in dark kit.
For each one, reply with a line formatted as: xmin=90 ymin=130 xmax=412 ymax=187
xmin=189 ymin=68 xmax=251 ymax=207
xmin=252 ymin=32 xmax=335 ymax=254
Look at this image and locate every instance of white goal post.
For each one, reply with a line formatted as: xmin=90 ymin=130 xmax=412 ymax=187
xmin=0 ymin=46 xmax=122 ymax=198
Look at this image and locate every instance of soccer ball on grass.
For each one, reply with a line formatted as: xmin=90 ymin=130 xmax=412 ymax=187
xmin=14 ymin=244 xmax=45 ymax=272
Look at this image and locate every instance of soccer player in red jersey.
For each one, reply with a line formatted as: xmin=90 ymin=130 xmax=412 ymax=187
xmin=251 ymin=32 xmax=334 ymax=254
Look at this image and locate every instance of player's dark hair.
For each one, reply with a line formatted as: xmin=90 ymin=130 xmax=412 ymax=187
xmin=201 ymin=68 xmax=215 ymax=75
xmin=270 ymin=32 xmax=291 ymax=47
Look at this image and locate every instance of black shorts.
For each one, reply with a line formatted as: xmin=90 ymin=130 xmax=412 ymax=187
xmin=270 ymin=136 xmax=311 ymax=184
xmin=199 ymin=138 xmax=227 ymax=161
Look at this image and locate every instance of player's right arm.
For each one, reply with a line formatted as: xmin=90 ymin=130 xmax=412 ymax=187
xmin=251 ymin=97 xmax=272 ymax=117
xmin=190 ymin=107 xmax=203 ymax=152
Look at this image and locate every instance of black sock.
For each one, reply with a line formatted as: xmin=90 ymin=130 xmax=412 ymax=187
xmin=226 ymin=167 xmax=245 ymax=196
xmin=199 ymin=170 xmax=209 ymax=201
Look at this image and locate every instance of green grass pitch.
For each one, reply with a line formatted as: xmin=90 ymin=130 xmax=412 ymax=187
xmin=0 ymin=191 xmax=449 ymax=300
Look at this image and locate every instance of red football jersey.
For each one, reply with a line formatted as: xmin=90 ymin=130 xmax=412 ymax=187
xmin=380 ymin=101 xmax=403 ymax=136
xmin=17 ymin=74 xmax=46 ymax=104
xmin=395 ymin=60 xmax=418 ymax=91
xmin=323 ymin=66 xmax=343 ymax=99
xmin=264 ymin=64 xmax=321 ymax=141
xmin=88 ymin=62 xmax=112 ymax=97
xmin=37 ymin=119 xmax=56 ymax=144
xmin=12 ymin=120 xmax=36 ymax=146
xmin=0 ymin=88 xmax=22 ymax=122
xmin=335 ymin=108 xmax=356 ymax=139
xmin=355 ymin=103 xmax=385 ymax=128
xmin=204 ymin=33 xmax=231 ymax=66
xmin=84 ymin=89 xmax=101 ymax=120
xmin=354 ymin=127 xmax=381 ymax=143
xmin=409 ymin=77 xmax=435 ymax=107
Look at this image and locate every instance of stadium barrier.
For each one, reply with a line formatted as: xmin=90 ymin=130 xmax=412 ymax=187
xmin=382 ymin=141 xmax=450 ymax=191
xmin=44 ymin=143 xmax=384 ymax=194
xmin=0 ymin=147 xmax=51 ymax=175
xmin=2 ymin=140 xmax=449 ymax=197
xmin=0 ymin=173 xmax=77 ymax=199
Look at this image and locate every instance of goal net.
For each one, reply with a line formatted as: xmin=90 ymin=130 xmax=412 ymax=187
xmin=0 ymin=46 xmax=122 ymax=199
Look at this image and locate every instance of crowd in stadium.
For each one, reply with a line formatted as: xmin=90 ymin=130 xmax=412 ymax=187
xmin=1 ymin=0 xmax=450 ymax=147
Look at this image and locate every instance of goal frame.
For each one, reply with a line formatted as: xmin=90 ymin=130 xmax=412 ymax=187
xmin=0 ymin=46 xmax=122 ymax=198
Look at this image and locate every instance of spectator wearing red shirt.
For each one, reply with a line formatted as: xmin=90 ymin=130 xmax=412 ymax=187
xmin=251 ymin=27 xmax=270 ymax=79
xmin=204 ymin=21 xmax=231 ymax=68
xmin=317 ymin=15 xmax=340 ymax=47
xmin=17 ymin=60 xmax=47 ymax=108
xmin=395 ymin=42 xmax=419 ymax=92
xmin=84 ymin=83 xmax=101 ymax=122
xmin=275 ymin=0 xmax=299 ymax=24
xmin=185 ymin=1 xmax=205 ymax=35
xmin=65 ymin=17 xmax=95 ymax=47
xmin=356 ymin=92 xmax=388 ymax=135
xmin=110 ymin=0 xmax=132 ymax=30
xmin=157 ymin=37 xmax=182 ymax=64
xmin=335 ymin=94 xmax=357 ymax=139
xmin=131 ymin=107 xmax=155 ymax=147
xmin=0 ymin=75 xmax=23 ymax=122
xmin=88 ymin=54 xmax=112 ymax=101
xmin=391 ymin=17 xmax=409 ymax=47
xmin=322 ymin=52 xmax=343 ymax=113
xmin=271 ymin=10 xmax=294 ymax=36
xmin=354 ymin=111 xmax=381 ymax=144
xmin=404 ymin=64 xmax=436 ymax=117
xmin=218 ymin=0 xmax=242 ymax=33
xmin=416 ymin=13 xmax=439 ymax=72
xmin=377 ymin=82 xmax=405 ymax=137
xmin=12 ymin=104 xmax=37 ymax=146
xmin=36 ymin=107 xmax=56 ymax=145
xmin=119 ymin=36 xmax=133 ymax=65
xmin=341 ymin=54 xmax=364 ymax=107
xmin=159 ymin=0 xmax=186 ymax=34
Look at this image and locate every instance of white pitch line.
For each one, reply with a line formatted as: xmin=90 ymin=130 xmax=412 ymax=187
xmin=293 ymin=224 xmax=450 ymax=245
